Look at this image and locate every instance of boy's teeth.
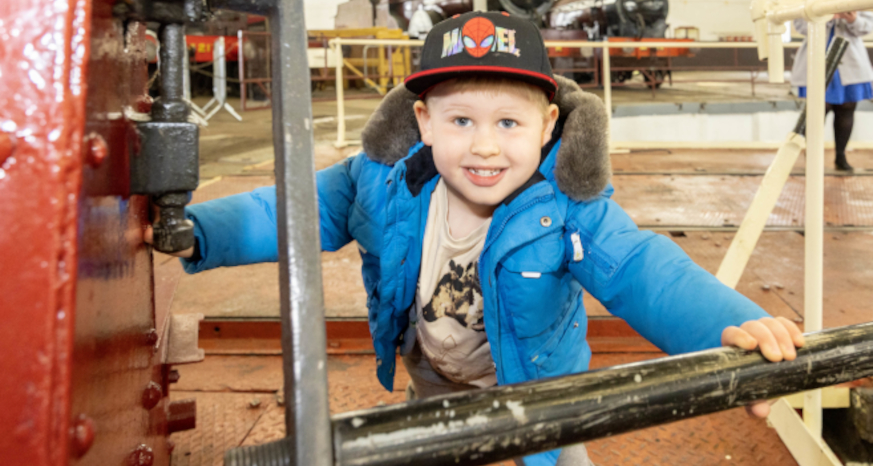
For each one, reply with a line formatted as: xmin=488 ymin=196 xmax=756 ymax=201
xmin=469 ymin=168 xmax=501 ymax=176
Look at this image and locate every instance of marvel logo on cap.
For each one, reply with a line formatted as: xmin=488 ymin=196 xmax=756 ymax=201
xmin=404 ymin=11 xmax=557 ymax=101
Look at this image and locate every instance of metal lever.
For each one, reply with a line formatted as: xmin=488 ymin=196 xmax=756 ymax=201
xmin=130 ymin=22 xmax=199 ymax=253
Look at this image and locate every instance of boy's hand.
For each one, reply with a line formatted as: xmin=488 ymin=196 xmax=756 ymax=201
xmin=836 ymin=11 xmax=858 ymax=23
xmin=143 ymin=225 xmax=195 ymax=258
xmin=721 ymin=316 xmax=805 ymax=418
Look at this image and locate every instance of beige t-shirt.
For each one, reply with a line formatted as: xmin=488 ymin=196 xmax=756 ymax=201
xmin=414 ymin=179 xmax=497 ymax=388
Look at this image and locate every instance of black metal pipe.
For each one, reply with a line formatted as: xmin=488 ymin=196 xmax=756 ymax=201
xmin=793 ymin=36 xmax=849 ymax=136
xmin=224 ymin=322 xmax=873 ymax=466
xmin=154 ymin=23 xmax=189 ymax=122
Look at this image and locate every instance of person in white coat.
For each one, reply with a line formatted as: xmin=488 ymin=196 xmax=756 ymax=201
xmin=791 ymin=12 xmax=873 ymax=171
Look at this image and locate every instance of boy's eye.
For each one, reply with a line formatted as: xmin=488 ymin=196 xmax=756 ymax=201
xmin=454 ymin=117 xmax=472 ymax=127
xmin=499 ymin=119 xmax=517 ymax=129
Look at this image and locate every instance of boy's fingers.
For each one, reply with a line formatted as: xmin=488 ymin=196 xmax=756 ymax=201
xmin=740 ymin=320 xmax=783 ymax=362
xmin=721 ymin=326 xmax=758 ymax=350
xmin=775 ymin=316 xmax=806 ymax=347
xmin=759 ymin=317 xmax=796 ymax=361
xmin=746 ymin=401 xmax=771 ymax=418
xmin=143 ymin=225 xmax=154 ymax=244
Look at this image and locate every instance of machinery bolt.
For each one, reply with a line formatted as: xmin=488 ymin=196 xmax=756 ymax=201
xmin=248 ymin=397 xmax=261 ymax=409
xmin=142 ymin=381 xmax=163 ymax=410
xmin=84 ymin=133 xmax=108 ymax=168
xmin=145 ymin=328 xmax=159 ymax=346
xmin=69 ymin=414 xmax=95 ymax=458
xmin=128 ymin=444 xmax=154 ymax=466
xmin=136 ymin=95 xmax=154 ymax=114
xmin=0 ymin=132 xmax=16 ymax=166
xmin=152 ymin=192 xmax=195 ymax=253
xmin=168 ymin=369 xmax=181 ymax=384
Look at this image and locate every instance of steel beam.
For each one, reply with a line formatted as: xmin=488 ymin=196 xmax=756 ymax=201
xmin=208 ymin=0 xmax=332 ymax=465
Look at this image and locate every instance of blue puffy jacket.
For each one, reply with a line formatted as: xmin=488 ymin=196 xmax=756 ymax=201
xmin=181 ymin=78 xmax=768 ymax=465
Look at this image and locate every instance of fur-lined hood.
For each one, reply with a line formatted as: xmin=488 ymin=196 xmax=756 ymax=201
xmin=360 ymin=75 xmax=611 ymax=201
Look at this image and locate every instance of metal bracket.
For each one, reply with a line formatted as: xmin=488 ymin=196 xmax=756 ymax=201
xmin=163 ymin=313 xmax=205 ymax=365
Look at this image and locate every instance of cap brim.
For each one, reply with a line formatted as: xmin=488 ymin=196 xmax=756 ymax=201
xmin=405 ymin=66 xmax=557 ymax=102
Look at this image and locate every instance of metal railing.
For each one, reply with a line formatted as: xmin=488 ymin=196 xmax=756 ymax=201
xmin=328 ymin=38 xmax=873 ymax=149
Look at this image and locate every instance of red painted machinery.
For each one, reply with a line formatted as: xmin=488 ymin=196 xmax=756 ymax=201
xmin=0 ymin=1 xmax=202 ymax=465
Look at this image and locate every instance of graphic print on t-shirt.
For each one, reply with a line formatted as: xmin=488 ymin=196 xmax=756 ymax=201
xmin=421 ymin=259 xmax=485 ymax=332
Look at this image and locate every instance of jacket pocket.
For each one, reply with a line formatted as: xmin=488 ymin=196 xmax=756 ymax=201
xmin=533 ymin=296 xmax=588 ymax=379
xmin=497 ymin=237 xmax=568 ymax=341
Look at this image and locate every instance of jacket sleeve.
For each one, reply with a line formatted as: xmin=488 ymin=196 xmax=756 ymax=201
xmin=845 ymin=12 xmax=873 ymax=37
xmin=565 ymin=196 xmax=770 ymax=355
xmin=180 ymin=153 xmax=365 ymax=273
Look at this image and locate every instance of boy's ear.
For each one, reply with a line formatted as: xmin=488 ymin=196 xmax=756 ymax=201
xmin=413 ymin=100 xmax=433 ymax=146
xmin=541 ymin=103 xmax=560 ymax=147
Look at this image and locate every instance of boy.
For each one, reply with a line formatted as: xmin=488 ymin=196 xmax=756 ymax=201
xmin=150 ymin=12 xmax=804 ymax=465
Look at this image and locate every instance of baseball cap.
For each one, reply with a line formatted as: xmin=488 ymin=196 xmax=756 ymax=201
xmin=404 ymin=11 xmax=557 ymax=101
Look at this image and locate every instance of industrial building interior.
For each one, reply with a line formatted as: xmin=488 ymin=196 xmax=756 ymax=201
xmin=2 ymin=0 xmax=873 ymax=465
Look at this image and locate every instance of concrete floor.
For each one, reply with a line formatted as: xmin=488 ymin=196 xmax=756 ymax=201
xmin=162 ymin=85 xmax=873 ymax=466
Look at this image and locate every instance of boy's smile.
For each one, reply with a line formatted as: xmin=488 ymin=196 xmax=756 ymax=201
xmin=413 ymin=83 xmax=559 ymax=220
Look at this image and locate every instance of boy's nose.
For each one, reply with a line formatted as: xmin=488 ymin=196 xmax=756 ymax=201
xmin=470 ymin=128 xmax=500 ymax=158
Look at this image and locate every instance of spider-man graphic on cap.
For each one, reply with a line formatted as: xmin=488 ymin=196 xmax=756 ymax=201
xmin=462 ymin=17 xmax=495 ymax=58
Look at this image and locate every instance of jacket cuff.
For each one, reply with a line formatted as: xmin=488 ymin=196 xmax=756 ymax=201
xmin=180 ymin=214 xmax=209 ymax=274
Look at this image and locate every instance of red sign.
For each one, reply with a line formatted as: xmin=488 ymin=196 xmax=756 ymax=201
xmin=186 ymin=35 xmax=240 ymax=62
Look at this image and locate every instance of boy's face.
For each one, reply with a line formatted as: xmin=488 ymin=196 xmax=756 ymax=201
xmin=413 ymin=85 xmax=559 ymax=211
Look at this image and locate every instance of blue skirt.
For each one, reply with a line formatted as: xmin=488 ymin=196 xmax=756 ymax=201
xmin=798 ymin=69 xmax=873 ymax=105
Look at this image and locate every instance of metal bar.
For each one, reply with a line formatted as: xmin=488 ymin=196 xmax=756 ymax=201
xmin=208 ymin=0 xmax=333 ymax=464
xmin=334 ymin=39 xmax=347 ymax=148
xmin=331 ymin=38 xmax=832 ymax=48
xmin=810 ymin=0 xmax=873 ymax=17
xmin=793 ymin=37 xmax=849 ymax=136
xmin=226 ymin=322 xmax=873 ymax=466
xmin=238 ymin=29 xmax=246 ymax=111
xmin=804 ymin=18 xmax=827 ymax=439
xmin=602 ymin=42 xmax=612 ymax=141
xmin=269 ymin=0 xmax=332 ymax=463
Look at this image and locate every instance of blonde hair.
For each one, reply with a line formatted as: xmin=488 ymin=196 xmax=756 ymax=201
xmin=424 ymin=76 xmax=550 ymax=115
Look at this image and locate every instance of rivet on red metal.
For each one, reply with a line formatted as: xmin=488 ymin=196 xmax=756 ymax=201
xmin=141 ymin=381 xmax=163 ymax=410
xmin=0 ymin=132 xmax=16 ymax=167
xmin=128 ymin=444 xmax=154 ymax=466
xmin=84 ymin=133 xmax=108 ymax=168
xmin=145 ymin=328 xmax=159 ymax=346
xmin=69 ymin=414 xmax=96 ymax=459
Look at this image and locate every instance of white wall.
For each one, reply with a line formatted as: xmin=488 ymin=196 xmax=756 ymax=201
xmin=611 ymin=111 xmax=873 ymax=143
xmin=667 ymin=0 xmax=756 ymax=41
xmin=304 ymin=0 xmax=347 ymax=30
